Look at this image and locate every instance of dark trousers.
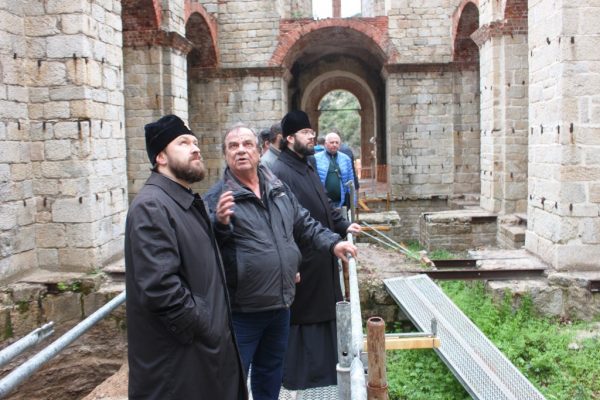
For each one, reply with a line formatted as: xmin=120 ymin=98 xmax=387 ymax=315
xmin=232 ymin=308 xmax=290 ymax=400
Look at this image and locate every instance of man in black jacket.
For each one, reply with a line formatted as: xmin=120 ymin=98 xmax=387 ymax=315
xmin=270 ymin=110 xmax=361 ymax=390
xmin=125 ymin=115 xmax=247 ymax=400
xmin=204 ymin=124 xmax=357 ymax=400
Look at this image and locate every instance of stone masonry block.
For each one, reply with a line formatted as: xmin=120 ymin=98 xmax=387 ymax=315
xmin=36 ymin=223 xmax=67 ymax=248
xmin=42 ymin=292 xmax=82 ymax=325
xmin=58 ymin=247 xmax=100 ymax=272
xmin=46 ymin=0 xmax=90 ymax=14
xmin=52 ymin=197 xmax=102 ymax=223
xmin=45 ymin=140 xmax=72 ymax=160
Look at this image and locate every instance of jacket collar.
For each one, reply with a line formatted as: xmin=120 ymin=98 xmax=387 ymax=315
xmin=223 ymin=165 xmax=284 ymax=199
xmin=146 ymin=172 xmax=195 ymax=210
xmin=279 ymin=147 xmax=314 ymax=174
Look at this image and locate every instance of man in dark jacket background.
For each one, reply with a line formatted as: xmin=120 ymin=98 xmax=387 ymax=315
xmin=270 ymin=110 xmax=361 ymax=390
xmin=204 ymin=124 xmax=357 ymax=400
xmin=125 ymin=115 xmax=246 ymax=400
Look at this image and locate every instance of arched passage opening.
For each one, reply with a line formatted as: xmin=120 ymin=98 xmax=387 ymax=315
xmin=302 ymin=73 xmax=377 ymax=182
xmin=276 ymin=21 xmax=389 ymax=188
xmin=452 ymin=2 xmax=481 ymax=197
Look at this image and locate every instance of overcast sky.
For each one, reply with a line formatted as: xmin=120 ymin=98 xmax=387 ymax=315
xmin=313 ymin=0 xmax=362 ymax=18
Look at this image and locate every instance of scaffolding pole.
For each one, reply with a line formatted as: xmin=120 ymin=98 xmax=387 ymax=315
xmin=0 ymin=291 xmax=126 ymax=399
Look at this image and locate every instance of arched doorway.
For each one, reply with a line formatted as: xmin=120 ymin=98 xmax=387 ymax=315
xmin=301 ymin=73 xmax=377 ymax=182
xmin=452 ymin=1 xmax=481 ymax=198
xmin=272 ymin=20 xmax=390 ymax=187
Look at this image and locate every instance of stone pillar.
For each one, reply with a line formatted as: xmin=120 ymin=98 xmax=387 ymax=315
xmin=2 ymin=1 xmax=127 ymax=276
xmin=333 ymin=0 xmax=342 ymax=18
xmin=122 ymin=0 xmax=192 ymax=199
xmin=473 ymin=3 xmax=529 ymax=214
xmin=123 ymin=44 xmax=190 ymax=199
xmin=0 ymin=3 xmax=36 ymax=281
xmin=526 ymin=0 xmax=600 ymax=270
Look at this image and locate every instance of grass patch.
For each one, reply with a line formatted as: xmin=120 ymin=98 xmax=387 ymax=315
xmin=387 ymin=281 xmax=600 ymax=400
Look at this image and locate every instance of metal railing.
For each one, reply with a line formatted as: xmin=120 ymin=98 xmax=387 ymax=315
xmin=336 ymin=180 xmax=367 ymax=400
xmin=0 ymin=291 xmax=126 ymax=399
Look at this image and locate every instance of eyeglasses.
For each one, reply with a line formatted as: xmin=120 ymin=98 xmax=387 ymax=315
xmin=296 ymin=129 xmax=316 ymax=137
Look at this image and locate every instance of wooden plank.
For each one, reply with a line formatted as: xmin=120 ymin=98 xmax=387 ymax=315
xmin=360 ymin=225 xmax=392 ymax=232
xmin=358 ymin=198 xmax=371 ymax=211
xmin=364 ymin=336 xmax=441 ymax=351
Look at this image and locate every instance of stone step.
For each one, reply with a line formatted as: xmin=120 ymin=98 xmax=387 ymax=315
xmin=103 ymin=259 xmax=125 ymax=283
xmin=497 ymin=214 xmax=527 ymax=249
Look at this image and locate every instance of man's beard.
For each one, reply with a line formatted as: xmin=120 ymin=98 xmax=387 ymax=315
xmin=293 ymin=140 xmax=315 ymax=157
xmin=170 ymin=157 xmax=205 ymax=184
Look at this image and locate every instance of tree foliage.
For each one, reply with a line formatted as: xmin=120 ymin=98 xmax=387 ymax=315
xmin=318 ymin=90 xmax=361 ymax=151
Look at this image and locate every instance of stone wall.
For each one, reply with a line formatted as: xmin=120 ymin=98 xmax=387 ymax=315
xmin=0 ymin=275 xmax=125 ymax=400
xmin=0 ymin=3 xmax=35 ymax=281
xmin=1 ymin=1 xmax=127 ymax=281
xmin=188 ymin=73 xmax=287 ymax=191
xmin=386 ymin=68 xmax=455 ymax=198
xmin=526 ymin=0 xmax=600 ymax=270
xmin=420 ymin=209 xmax=498 ymax=251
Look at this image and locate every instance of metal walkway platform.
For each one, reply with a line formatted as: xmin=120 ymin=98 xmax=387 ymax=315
xmin=248 ymin=380 xmax=338 ymax=399
xmin=384 ymin=275 xmax=546 ymax=400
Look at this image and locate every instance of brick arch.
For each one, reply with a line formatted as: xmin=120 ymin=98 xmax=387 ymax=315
xmin=451 ymin=0 xmax=479 ymax=58
xmin=184 ymin=4 xmax=219 ymax=68
xmin=270 ymin=18 xmax=397 ymax=68
xmin=122 ymin=0 xmax=161 ymax=31
xmin=301 ymin=72 xmax=378 ymax=172
xmin=453 ymin=1 xmax=480 ymax=63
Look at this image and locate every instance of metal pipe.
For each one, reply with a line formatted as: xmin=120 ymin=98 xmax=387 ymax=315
xmin=0 ymin=291 xmax=126 ymax=398
xmin=350 ymin=357 xmax=368 ymax=400
xmin=359 ymin=230 xmax=405 ymax=252
xmin=337 ymin=301 xmax=352 ymax=400
xmin=360 ymin=221 xmax=421 ymax=261
xmin=367 ymin=317 xmax=388 ymax=400
xmin=0 ymin=323 xmax=55 ymax=368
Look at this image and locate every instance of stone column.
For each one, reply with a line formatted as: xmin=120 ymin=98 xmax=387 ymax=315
xmin=123 ymin=43 xmax=191 ymax=199
xmin=24 ymin=1 xmax=126 ymax=274
xmin=0 ymin=2 xmax=36 ymax=281
xmin=526 ymin=0 xmax=600 ymax=270
xmin=473 ymin=12 xmax=529 ymax=214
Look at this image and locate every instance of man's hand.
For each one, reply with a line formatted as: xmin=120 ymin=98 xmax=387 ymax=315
xmin=346 ymin=223 xmax=361 ymax=235
xmin=216 ymin=191 xmax=235 ymax=225
xmin=333 ymin=241 xmax=357 ymax=263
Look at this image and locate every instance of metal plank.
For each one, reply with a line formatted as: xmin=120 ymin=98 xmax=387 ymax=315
xmin=422 ymin=268 xmax=545 ymax=280
xmin=384 ymin=275 xmax=546 ymax=400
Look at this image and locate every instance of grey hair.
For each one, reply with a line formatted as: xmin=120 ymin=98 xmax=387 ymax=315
xmin=221 ymin=123 xmax=259 ymax=153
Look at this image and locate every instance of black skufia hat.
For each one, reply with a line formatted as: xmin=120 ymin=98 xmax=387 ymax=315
xmin=144 ymin=115 xmax=194 ymax=165
xmin=281 ymin=110 xmax=311 ymax=137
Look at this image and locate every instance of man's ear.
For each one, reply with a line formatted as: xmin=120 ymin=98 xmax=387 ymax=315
xmin=155 ymin=150 xmax=168 ymax=167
